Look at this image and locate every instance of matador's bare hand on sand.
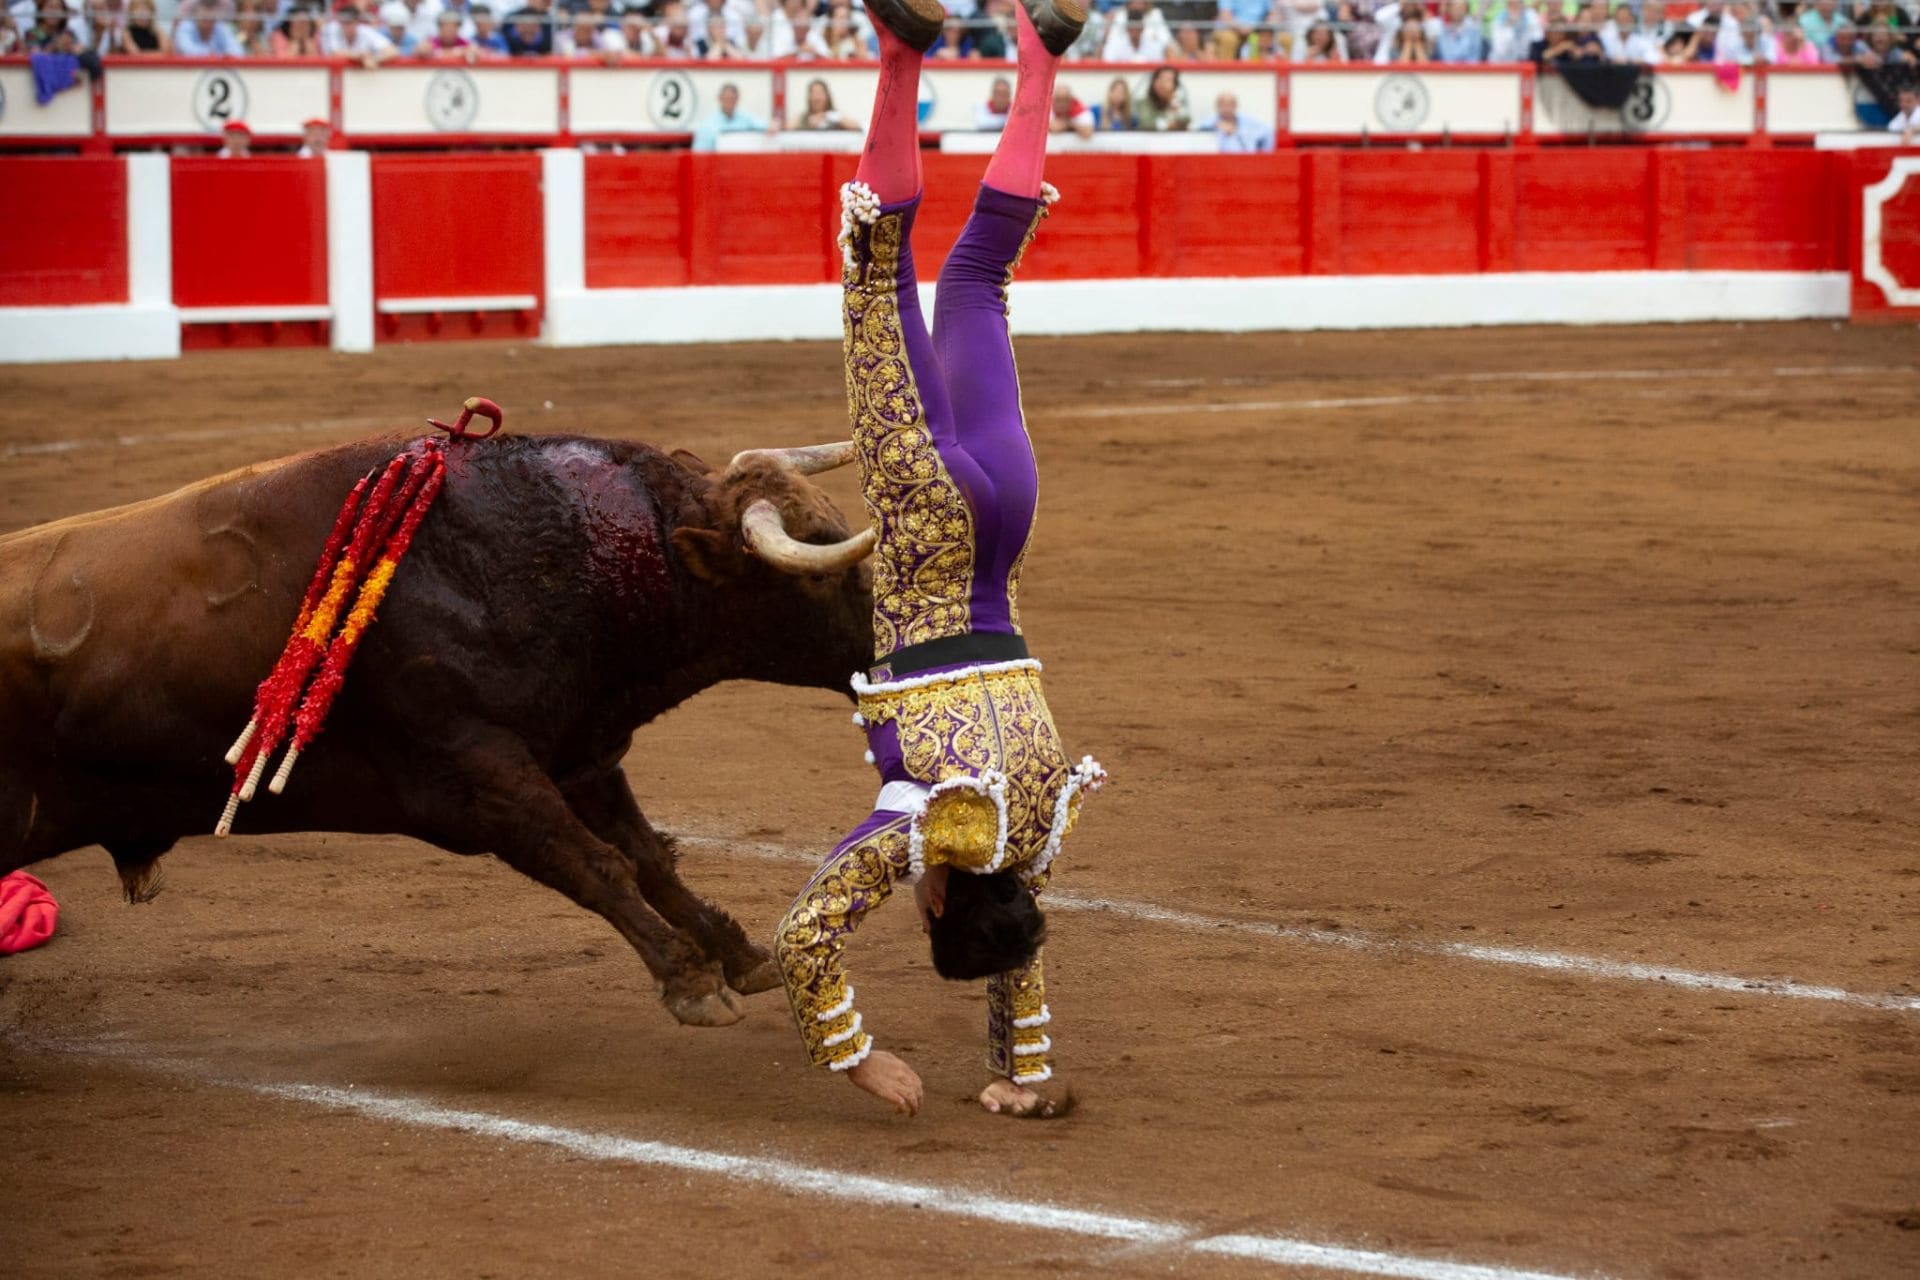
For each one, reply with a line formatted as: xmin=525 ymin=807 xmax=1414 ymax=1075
xmin=847 ymin=1050 xmax=923 ymax=1116
xmin=979 ymin=1077 xmax=1075 ymax=1119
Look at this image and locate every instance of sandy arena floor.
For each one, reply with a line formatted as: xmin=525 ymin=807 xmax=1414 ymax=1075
xmin=0 ymin=323 xmax=1916 ymax=1280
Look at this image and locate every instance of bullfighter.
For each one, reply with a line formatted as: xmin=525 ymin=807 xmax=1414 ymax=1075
xmin=773 ymin=0 xmax=1102 ymax=1120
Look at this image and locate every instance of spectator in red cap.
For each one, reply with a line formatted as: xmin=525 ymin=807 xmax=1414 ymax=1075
xmin=219 ymin=119 xmax=252 ymax=158
xmin=298 ymin=116 xmax=331 ymax=156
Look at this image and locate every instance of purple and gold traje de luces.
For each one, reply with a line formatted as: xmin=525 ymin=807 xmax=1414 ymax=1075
xmin=774 ymin=181 xmax=1105 ymax=1084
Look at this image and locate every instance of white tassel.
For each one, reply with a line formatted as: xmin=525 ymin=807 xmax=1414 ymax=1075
xmin=1013 ymin=1004 xmax=1051 ymax=1029
xmin=266 ymin=745 xmax=300 ymax=796
xmin=815 ymin=986 xmax=856 ymax=1023
xmin=850 ymin=658 xmax=1042 ymax=698
xmin=224 ymin=717 xmax=258 ymax=766
xmin=827 ymin=1037 xmax=873 ymax=1072
xmin=1040 ymin=181 xmax=1061 ymax=206
xmin=863 ymin=750 xmax=876 ymax=765
xmin=822 ymin=1012 xmax=864 ymax=1049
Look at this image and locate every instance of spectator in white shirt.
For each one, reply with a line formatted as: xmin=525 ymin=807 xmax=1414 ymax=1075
xmin=297 ymin=116 xmax=330 ymax=156
xmin=600 ymin=8 xmax=657 ymax=56
xmin=975 ymin=75 xmax=1012 ymax=131
xmin=1050 ymin=85 xmax=1095 ymax=139
xmin=377 ymin=0 xmax=418 ymax=53
xmin=218 ymin=120 xmax=252 ymax=158
xmin=788 ymin=9 xmax=830 ymax=58
xmin=1100 ymin=0 xmax=1170 ymax=62
xmin=1599 ymin=3 xmax=1658 ymax=61
xmin=323 ymin=5 xmax=398 ymax=62
xmin=1487 ymin=0 xmax=1543 ymax=61
xmin=1890 ymin=86 xmax=1919 ymax=143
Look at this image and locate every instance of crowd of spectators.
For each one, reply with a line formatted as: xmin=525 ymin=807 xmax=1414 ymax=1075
xmin=4 ymin=0 xmax=1917 ymax=69
xmin=4 ymin=0 xmax=1914 ymax=144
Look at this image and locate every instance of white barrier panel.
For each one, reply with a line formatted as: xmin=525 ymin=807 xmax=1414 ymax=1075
xmin=0 ymin=66 xmax=91 ymax=137
xmin=939 ymin=129 xmax=1219 ymax=154
xmin=343 ymin=65 xmax=558 ymax=135
xmin=544 ymin=271 xmax=1849 ymax=348
xmin=0 ymin=58 xmax=1870 ymax=144
xmin=105 ymin=64 xmax=331 ymax=136
xmin=571 ymin=66 xmax=775 ymax=135
xmin=1535 ymin=67 xmax=1753 ymax=137
xmin=1292 ymin=68 xmax=1521 ymax=136
xmin=1768 ymin=69 xmax=1862 ymax=136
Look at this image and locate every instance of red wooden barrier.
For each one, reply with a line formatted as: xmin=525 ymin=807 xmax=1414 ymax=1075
xmin=172 ymin=157 xmax=330 ymax=349
xmin=0 ymin=157 xmax=127 ymax=307
xmin=581 ymin=149 xmax=1852 ymax=292
xmin=369 ymin=153 xmax=544 ymax=342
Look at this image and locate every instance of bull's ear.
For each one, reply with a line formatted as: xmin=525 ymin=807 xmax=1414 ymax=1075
xmin=670 ymin=449 xmax=714 ymax=474
xmin=671 ymin=526 xmax=740 ymax=583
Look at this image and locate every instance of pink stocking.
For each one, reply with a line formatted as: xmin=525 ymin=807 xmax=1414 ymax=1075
xmin=853 ymin=24 xmax=924 ymax=203
xmin=982 ymin=5 xmax=1062 ymax=200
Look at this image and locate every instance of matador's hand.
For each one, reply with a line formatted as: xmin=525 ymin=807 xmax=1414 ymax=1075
xmin=847 ymin=1050 xmax=923 ymax=1116
xmin=979 ymin=1076 xmax=1075 ymax=1119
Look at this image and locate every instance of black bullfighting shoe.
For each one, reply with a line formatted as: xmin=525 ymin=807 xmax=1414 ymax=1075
xmin=868 ymin=0 xmax=947 ymax=51
xmin=1020 ymin=0 xmax=1087 ymax=55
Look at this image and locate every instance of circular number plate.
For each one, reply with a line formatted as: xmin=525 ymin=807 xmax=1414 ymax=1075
xmin=426 ymin=68 xmax=480 ymax=132
xmin=1620 ymin=75 xmax=1672 ymax=133
xmin=647 ymin=70 xmax=698 ymax=130
xmin=1374 ymin=74 xmax=1431 ymax=131
xmin=193 ymin=69 xmax=250 ymax=132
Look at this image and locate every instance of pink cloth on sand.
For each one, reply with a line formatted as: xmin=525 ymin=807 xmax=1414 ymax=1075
xmin=0 ymin=871 xmax=58 ymax=954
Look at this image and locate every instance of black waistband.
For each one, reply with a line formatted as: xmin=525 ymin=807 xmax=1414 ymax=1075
xmin=876 ymin=632 xmax=1030 ymax=679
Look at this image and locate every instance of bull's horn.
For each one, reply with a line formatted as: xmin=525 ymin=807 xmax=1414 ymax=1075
xmin=741 ymin=499 xmax=875 ymax=574
xmin=727 ymin=441 xmax=859 ymax=478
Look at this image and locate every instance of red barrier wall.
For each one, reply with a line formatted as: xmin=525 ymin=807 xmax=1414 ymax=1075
xmin=171 ymin=159 xmax=329 ymax=309
xmin=583 ymin=149 xmax=1853 ymax=290
xmin=0 ymin=157 xmax=127 ymax=307
xmin=370 ymin=153 xmax=544 ymax=341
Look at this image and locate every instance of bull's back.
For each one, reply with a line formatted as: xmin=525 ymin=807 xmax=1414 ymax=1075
xmin=0 ymin=438 xmax=412 ymax=765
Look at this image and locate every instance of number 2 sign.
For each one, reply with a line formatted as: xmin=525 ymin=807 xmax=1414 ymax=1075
xmin=647 ymin=71 xmax=697 ymax=129
xmin=193 ymin=69 xmax=250 ymax=131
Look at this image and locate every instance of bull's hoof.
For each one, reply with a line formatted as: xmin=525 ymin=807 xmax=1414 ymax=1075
xmin=723 ymin=950 xmax=783 ymax=996
xmin=664 ymin=979 xmax=746 ymax=1028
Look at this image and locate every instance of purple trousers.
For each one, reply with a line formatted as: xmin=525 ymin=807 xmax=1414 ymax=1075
xmin=841 ymin=183 xmax=1051 ymax=653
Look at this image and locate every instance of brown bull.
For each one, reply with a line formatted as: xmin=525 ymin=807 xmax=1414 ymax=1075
xmin=0 ymin=430 xmax=874 ymax=1027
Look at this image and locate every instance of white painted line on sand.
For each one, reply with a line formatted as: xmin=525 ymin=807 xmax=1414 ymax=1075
xmin=680 ymin=835 xmax=1920 ymax=1015
xmin=1060 ymin=363 xmax=1919 ymax=419
xmin=46 ymin=1041 xmax=1606 ymax=1280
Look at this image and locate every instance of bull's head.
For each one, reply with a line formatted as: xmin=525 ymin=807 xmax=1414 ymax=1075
xmin=670 ymin=442 xmax=875 ymax=695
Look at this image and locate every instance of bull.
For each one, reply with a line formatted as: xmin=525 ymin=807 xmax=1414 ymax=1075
xmin=0 ymin=429 xmax=877 ymax=1027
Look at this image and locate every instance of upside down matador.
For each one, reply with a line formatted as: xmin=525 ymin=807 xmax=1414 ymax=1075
xmin=772 ymin=0 xmax=1104 ymax=1119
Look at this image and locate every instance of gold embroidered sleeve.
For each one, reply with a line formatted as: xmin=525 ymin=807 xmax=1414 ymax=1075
xmin=986 ymin=948 xmax=1052 ymax=1085
xmin=775 ymin=817 xmax=914 ymax=1072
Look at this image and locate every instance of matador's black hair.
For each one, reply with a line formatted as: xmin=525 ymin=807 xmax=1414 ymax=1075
xmin=929 ymin=869 xmax=1047 ymax=981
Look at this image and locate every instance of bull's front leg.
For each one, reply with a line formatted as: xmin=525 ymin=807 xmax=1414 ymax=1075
xmin=420 ymin=732 xmax=746 ymax=1028
xmin=560 ymin=771 xmax=782 ymax=998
